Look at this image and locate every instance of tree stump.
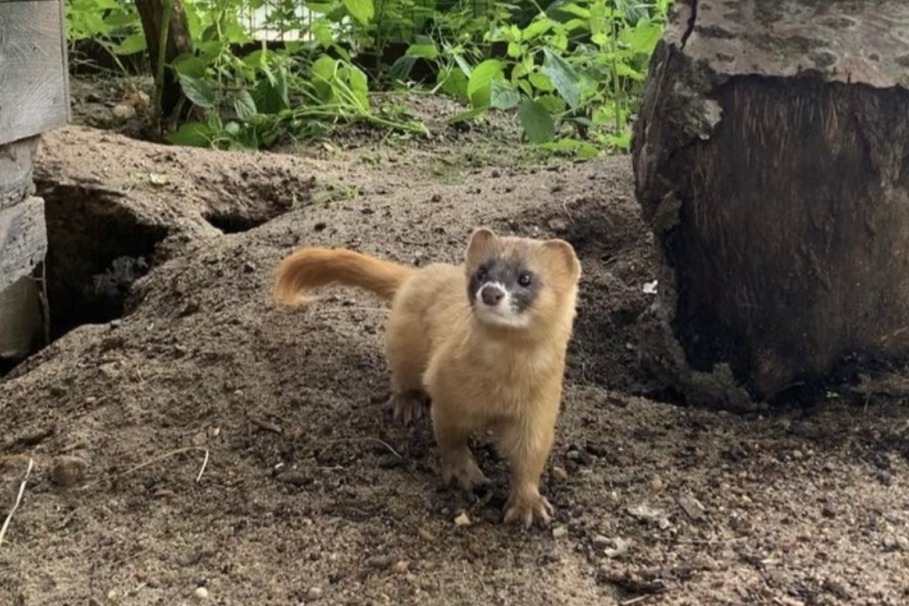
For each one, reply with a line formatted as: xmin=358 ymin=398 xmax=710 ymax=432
xmin=632 ymin=0 xmax=909 ymax=408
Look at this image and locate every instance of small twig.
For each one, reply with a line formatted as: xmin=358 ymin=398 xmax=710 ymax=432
xmin=0 ymin=457 xmax=34 ymax=549
xmin=319 ymin=437 xmax=403 ymax=460
xmin=250 ymin=417 xmax=283 ymax=434
xmin=195 ymin=449 xmax=209 ymax=483
xmin=620 ymin=596 xmax=652 ymax=606
xmin=81 ymin=446 xmax=209 ymax=490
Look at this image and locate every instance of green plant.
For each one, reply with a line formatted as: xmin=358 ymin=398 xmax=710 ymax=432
xmin=408 ymin=0 xmax=673 ymax=156
xmin=65 ymin=0 xmax=146 ymax=70
xmin=169 ymin=0 xmax=429 ymax=147
xmin=63 ymin=0 xmax=673 ymax=154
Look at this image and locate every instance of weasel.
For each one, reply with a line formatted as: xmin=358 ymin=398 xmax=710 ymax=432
xmin=272 ymin=228 xmax=581 ymax=527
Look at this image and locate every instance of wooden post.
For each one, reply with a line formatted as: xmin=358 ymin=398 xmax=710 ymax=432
xmin=632 ymin=0 xmax=909 ymax=408
xmin=0 ymin=0 xmax=70 ymax=363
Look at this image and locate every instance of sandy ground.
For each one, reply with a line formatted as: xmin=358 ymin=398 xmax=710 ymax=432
xmin=1 ymin=80 xmax=908 ymax=606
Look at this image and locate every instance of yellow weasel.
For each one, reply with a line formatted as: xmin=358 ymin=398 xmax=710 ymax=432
xmin=273 ymin=228 xmax=581 ymax=527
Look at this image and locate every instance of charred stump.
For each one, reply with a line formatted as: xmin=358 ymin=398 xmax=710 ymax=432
xmin=632 ymin=0 xmax=909 ymax=408
xmin=135 ymin=0 xmax=193 ymax=125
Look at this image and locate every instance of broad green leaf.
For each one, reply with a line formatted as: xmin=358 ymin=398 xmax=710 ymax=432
xmin=177 ymin=74 xmax=215 ymax=108
xmin=253 ymin=77 xmax=288 ymax=114
xmin=390 ymin=56 xmax=417 ymax=82
xmin=113 ymin=32 xmax=146 ymax=55
xmin=452 ymin=50 xmax=474 ymax=78
xmin=507 ymin=42 xmax=523 ymax=58
xmin=234 ymin=90 xmax=257 ymax=120
xmin=542 ymin=48 xmax=581 ymax=109
xmin=312 ymin=21 xmax=333 ymax=47
xmin=622 ymin=20 xmax=664 ymax=55
xmin=438 ymin=67 xmax=469 ymax=100
xmin=347 ymin=64 xmax=370 ymax=110
xmin=171 ymin=54 xmax=207 ymax=79
xmin=557 ymin=3 xmax=590 ymax=19
xmin=165 ymin=122 xmax=213 ymax=147
xmin=467 ymin=59 xmax=504 ymax=108
xmin=311 ymin=55 xmax=337 ymax=102
xmin=490 ymin=80 xmax=522 ymax=110
xmin=528 ymin=71 xmax=555 ymax=93
xmin=224 ymin=121 xmax=241 ymax=136
xmin=518 ymin=99 xmax=555 ymax=143
xmin=405 ymin=42 xmax=439 ymax=60
xmin=342 ymin=0 xmax=374 ymax=25
xmin=536 ymin=94 xmax=566 ymax=114
xmin=522 ymin=18 xmax=552 ymax=41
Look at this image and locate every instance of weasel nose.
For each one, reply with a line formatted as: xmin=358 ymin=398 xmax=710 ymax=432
xmin=480 ymin=285 xmax=504 ymax=306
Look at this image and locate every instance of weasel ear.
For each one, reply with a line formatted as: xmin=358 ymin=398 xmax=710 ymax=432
xmin=466 ymin=227 xmax=497 ymax=263
xmin=542 ymin=239 xmax=581 ymax=282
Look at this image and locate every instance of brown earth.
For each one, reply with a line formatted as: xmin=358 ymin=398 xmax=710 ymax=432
xmin=1 ymin=80 xmax=908 ymax=606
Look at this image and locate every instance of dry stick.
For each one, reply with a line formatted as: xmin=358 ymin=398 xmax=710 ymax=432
xmin=81 ymin=446 xmax=209 ymax=490
xmin=619 ymin=596 xmax=652 ymax=606
xmin=0 ymin=457 xmax=35 ymax=549
xmin=319 ymin=437 xmax=403 ymax=460
xmin=196 ymin=449 xmax=210 ymax=483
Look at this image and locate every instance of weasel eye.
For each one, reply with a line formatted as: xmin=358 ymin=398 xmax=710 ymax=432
xmin=476 ymin=266 xmax=488 ymax=281
xmin=518 ymin=273 xmax=532 ymax=287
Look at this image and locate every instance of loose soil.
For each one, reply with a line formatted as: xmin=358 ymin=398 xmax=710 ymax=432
xmin=1 ymin=77 xmax=908 ymax=606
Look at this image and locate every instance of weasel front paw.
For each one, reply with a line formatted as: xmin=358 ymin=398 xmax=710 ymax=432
xmin=440 ymin=449 xmax=489 ymax=491
xmin=503 ymin=492 xmax=554 ymax=527
xmin=389 ymin=390 xmax=430 ymax=425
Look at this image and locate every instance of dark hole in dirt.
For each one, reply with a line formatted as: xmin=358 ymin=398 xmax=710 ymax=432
xmin=203 ymin=210 xmax=271 ymax=234
xmin=40 ymin=186 xmax=168 ymax=340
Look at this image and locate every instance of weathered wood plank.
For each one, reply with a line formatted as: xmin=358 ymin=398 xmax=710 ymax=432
xmin=0 ymin=196 xmax=47 ymax=292
xmin=0 ymin=273 xmax=44 ymax=359
xmin=0 ymin=137 xmax=38 ymax=209
xmin=0 ymin=1 xmax=70 ymax=145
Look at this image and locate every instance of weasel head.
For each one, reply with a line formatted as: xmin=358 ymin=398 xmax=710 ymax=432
xmin=464 ymin=227 xmax=582 ymax=333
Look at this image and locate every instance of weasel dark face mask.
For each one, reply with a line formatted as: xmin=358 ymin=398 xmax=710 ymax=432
xmin=467 ymin=255 xmax=540 ymax=328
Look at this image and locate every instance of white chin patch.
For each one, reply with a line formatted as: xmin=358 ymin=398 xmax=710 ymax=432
xmin=474 ymin=283 xmax=530 ymax=328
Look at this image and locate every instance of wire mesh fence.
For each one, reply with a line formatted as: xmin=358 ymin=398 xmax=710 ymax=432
xmin=242 ymin=0 xmax=492 ymax=42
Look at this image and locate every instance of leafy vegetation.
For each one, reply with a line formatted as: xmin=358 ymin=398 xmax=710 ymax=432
xmin=64 ymin=0 xmax=673 ymax=155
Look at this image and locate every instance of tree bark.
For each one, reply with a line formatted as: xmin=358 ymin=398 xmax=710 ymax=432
xmin=631 ymin=0 xmax=909 ymax=409
xmin=134 ymin=0 xmax=194 ymax=123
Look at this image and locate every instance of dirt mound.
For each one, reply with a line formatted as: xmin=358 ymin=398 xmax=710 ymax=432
xmin=1 ymin=126 xmax=908 ymax=605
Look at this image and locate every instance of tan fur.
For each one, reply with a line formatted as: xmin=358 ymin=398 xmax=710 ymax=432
xmin=273 ymin=247 xmax=415 ymax=305
xmin=272 ymin=229 xmax=582 ymax=527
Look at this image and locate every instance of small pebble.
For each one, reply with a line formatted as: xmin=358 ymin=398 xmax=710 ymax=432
xmin=418 ymin=527 xmax=436 ymax=542
xmin=454 ymin=511 xmax=471 ymax=527
xmin=306 ymin=587 xmax=323 ymax=601
xmin=193 ymin=586 xmax=209 ymax=600
xmin=551 ymin=466 xmax=568 ymax=482
xmin=895 ymin=535 xmax=909 ymax=552
xmin=552 ymin=525 xmax=568 ymax=539
xmin=51 ymin=456 xmax=88 ymax=488
xmin=603 ymin=537 xmax=630 ymax=558
xmin=392 ymin=560 xmax=409 ymax=574
xmin=365 ymin=554 xmax=396 ymax=569
xmin=650 ymin=474 xmax=664 ymax=492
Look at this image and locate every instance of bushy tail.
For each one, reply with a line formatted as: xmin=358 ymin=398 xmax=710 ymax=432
xmin=273 ymin=247 xmax=415 ymax=306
